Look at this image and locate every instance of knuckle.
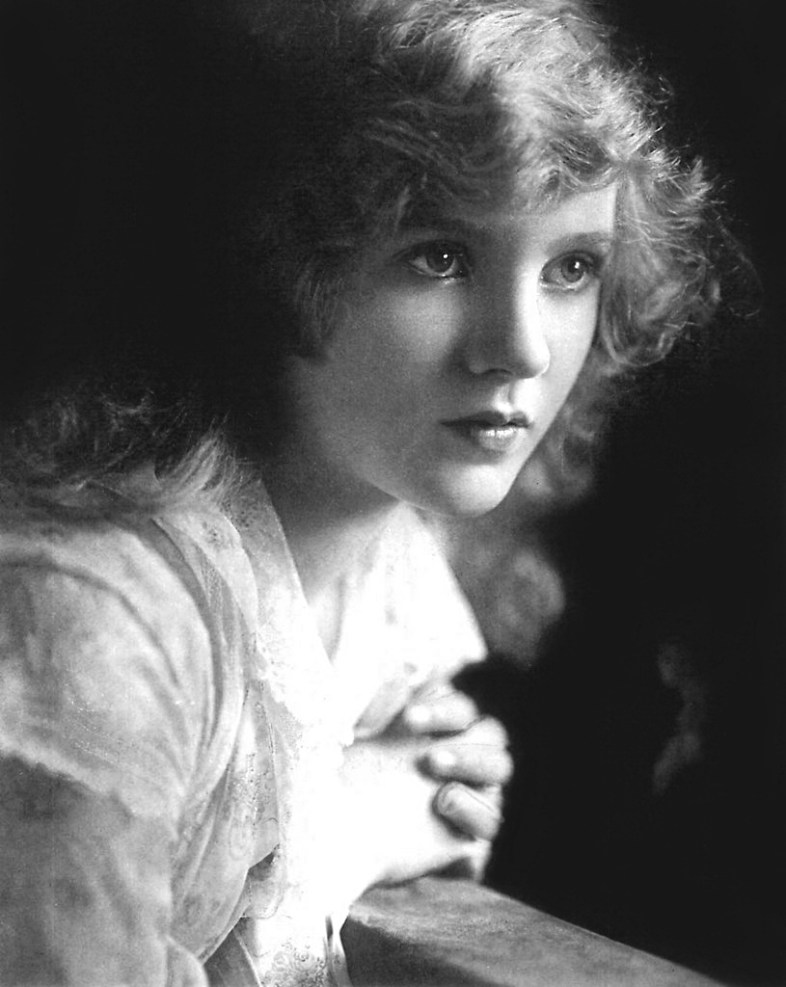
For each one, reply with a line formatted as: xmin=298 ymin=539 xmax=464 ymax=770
xmin=498 ymin=749 xmax=515 ymax=780
xmin=479 ymin=715 xmax=509 ymax=746
xmin=464 ymin=715 xmax=506 ymax=746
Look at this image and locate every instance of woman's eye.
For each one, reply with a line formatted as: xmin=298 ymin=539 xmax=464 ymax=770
xmin=541 ymin=252 xmax=601 ymax=291
xmin=403 ymin=241 xmax=469 ymax=279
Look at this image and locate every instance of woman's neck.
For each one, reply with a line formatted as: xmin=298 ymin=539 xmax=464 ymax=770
xmin=261 ymin=451 xmax=400 ymax=609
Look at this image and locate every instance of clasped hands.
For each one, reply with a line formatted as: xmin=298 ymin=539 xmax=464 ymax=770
xmin=338 ymin=679 xmax=512 ymax=895
xmin=402 ymin=681 xmax=511 ymax=843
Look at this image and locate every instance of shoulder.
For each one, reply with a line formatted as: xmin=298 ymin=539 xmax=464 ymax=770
xmin=0 ymin=512 xmax=213 ymax=673
xmin=0 ymin=510 xmax=241 ymax=817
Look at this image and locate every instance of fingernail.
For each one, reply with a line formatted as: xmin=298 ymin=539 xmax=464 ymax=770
xmin=435 ymin=782 xmax=461 ymax=815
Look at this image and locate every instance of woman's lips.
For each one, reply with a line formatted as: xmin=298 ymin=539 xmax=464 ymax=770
xmin=442 ymin=412 xmax=531 ymax=455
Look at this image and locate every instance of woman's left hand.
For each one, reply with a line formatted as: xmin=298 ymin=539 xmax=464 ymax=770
xmin=398 ymin=682 xmax=513 ymax=845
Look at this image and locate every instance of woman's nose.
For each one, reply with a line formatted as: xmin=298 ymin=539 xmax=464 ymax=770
xmin=463 ymin=278 xmax=551 ymax=379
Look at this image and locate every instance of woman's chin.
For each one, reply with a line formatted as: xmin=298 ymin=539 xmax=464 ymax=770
xmin=406 ymin=472 xmax=518 ymax=520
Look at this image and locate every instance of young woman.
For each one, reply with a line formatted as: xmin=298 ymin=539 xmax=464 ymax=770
xmin=0 ymin=0 xmax=723 ymax=983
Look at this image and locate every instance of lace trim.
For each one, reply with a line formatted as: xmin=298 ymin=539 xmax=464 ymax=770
xmin=230 ymin=481 xmax=353 ymax=985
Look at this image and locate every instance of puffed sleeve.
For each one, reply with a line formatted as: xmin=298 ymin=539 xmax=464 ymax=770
xmin=0 ymin=532 xmax=217 ymax=985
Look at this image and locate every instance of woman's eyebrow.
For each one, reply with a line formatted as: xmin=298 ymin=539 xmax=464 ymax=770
xmin=544 ymin=231 xmax=616 ymax=255
xmin=395 ymin=216 xmax=476 ymax=239
xmin=397 ymin=203 xmax=497 ymax=238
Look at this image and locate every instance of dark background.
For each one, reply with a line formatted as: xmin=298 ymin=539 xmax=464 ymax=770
xmin=474 ymin=4 xmax=786 ymax=984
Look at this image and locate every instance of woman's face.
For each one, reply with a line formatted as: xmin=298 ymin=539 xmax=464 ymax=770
xmin=281 ymin=185 xmax=617 ymax=517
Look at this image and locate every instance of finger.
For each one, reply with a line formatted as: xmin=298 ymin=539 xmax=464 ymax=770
xmin=433 ymin=782 xmax=503 ymax=841
xmin=422 ymin=743 xmax=513 ymax=787
xmin=460 ymin=714 xmax=509 ymax=748
xmin=402 ymin=689 xmax=480 ymax=735
xmin=420 ymin=715 xmax=512 ymax=784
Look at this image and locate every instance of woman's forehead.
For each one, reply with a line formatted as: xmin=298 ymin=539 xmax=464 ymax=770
xmin=400 ymin=183 xmax=619 ymax=240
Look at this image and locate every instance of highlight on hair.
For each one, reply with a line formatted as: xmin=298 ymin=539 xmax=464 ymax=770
xmin=0 ymin=381 xmax=239 ymax=518
xmin=0 ymin=0 xmax=731 ymax=514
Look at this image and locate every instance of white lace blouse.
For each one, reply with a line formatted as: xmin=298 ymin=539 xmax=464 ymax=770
xmin=0 ymin=484 xmax=484 ymax=985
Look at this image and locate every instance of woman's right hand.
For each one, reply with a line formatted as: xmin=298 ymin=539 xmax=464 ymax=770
xmin=336 ymin=732 xmax=487 ymax=899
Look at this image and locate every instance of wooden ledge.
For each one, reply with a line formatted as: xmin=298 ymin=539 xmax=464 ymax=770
xmin=344 ymin=877 xmax=723 ymax=986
